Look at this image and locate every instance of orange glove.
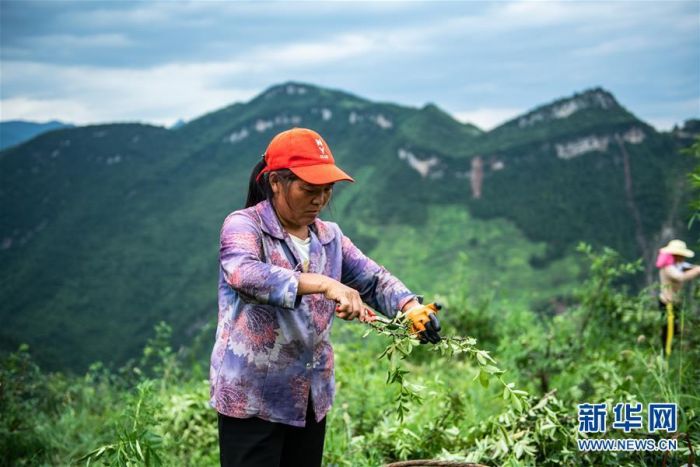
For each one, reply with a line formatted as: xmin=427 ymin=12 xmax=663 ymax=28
xmin=405 ymin=303 xmax=442 ymax=343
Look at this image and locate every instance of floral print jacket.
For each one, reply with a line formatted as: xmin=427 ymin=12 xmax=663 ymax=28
xmin=210 ymin=199 xmax=416 ymax=426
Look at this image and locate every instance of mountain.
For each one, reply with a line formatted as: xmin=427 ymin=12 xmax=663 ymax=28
xmin=0 ymin=82 xmax=695 ymax=371
xmin=169 ymin=119 xmax=187 ymax=130
xmin=476 ymin=88 xmax=640 ymax=152
xmin=0 ymin=120 xmax=75 ymax=150
xmin=461 ymin=88 xmax=686 ymax=270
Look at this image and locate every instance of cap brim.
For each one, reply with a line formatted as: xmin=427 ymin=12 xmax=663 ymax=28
xmin=290 ymin=164 xmax=354 ymax=184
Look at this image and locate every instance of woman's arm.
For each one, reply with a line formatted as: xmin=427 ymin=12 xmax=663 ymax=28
xmin=687 ymin=266 xmax=700 ymax=280
xmin=664 ymin=265 xmax=700 ymax=282
xmin=297 ymin=273 xmax=421 ymax=321
xmin=401 ymin=298 xmax=422 ymax=312
xmin=339 ymin=233 xmax=417 ymax=318
xmin=298 ymin=273 xmax=366 ymax=321
xmin=220 ymin=212 xmax=301 ymax=309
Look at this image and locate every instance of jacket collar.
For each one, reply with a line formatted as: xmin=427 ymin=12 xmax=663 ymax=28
xmin=255 ymin=199 xmax=335 ymax=245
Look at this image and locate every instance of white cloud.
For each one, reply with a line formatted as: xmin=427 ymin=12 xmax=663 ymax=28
xmin=677 ymin=97 xmax=700 ymax=115
xmin=422 ymin=1 xmax=627 ymax=38
xmin=646 ymin=117 xmax=681 ymax=132
xmin=497 ymin=1 xmax=588 ymax=26
xmin=0 ymin=29 xmax=414 ymax=124
xmin=573 ymin=36 xmax=653 ymax=57
xmin=642 ymin=97 xmax=700 ymax=131
xmin=0 ymin=97 xmax=93 ymax=123
xmin=250 ymin=34 xmax=377 ymax=68
xmin=67 ymin=3 xmax=182 ymax=28
xmin=0 ymin=0 xmax=696 ymax=128
xmin=63 ymin=0 xmax=418 ymax=33
xmin=451 ymin=107 xmax=523 ymax=131
xmin=0 ymin=60 xmax=258 ymax=125
xmin=26 ymin=33 xmax=134 ymax=49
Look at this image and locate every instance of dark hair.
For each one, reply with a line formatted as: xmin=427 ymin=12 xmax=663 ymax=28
xmin=245 ymin=158 xmax=296 ymax=208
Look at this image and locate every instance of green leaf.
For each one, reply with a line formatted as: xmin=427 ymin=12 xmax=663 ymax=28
xmin=511 ymin=395 xmax=523 ymax=412
xmin=135 ymin=440 xmax=144 ymax=460
xmin=483 ymin=364 xmax=504 ymax=375
xmin=479 ymin=370 xmax=490 ymax=388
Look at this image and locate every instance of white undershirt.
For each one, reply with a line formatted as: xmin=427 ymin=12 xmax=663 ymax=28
xmin=289 ymin=233 xmax=311 ymax=272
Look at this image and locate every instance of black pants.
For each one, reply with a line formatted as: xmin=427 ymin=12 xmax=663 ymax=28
xmin=218 ymin=397 xmax=326 ymax=467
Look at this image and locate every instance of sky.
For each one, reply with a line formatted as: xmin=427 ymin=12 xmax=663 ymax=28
xmin=1 ymin=0 xmax=698 ymax=131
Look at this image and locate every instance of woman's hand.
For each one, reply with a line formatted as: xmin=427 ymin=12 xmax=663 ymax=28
xmin=298 ymin=273 xmax=366 ymax=321
xmin=692 ymin=266 xmax=700 ymax=279
xmin=323 ymin=279 xmax=365 ymax=321
xmin=403 ymin=302 xmax=442 ymax=344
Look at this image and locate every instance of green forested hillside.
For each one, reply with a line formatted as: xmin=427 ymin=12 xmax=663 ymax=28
xmin=0 ymin=82 xmax=696 ymax=371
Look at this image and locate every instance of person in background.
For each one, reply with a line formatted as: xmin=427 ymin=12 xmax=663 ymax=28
xmin=210 ymin=127 xmax=442 ymax=467
xmin=656 ymin=239 xmax=700 ymax=356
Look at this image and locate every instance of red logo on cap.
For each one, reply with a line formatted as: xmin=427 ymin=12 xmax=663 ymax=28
xmin=316 ymin=138 xmax=329 ymax=159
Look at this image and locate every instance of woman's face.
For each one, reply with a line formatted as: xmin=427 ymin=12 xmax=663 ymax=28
xmin=270 ymin=173 xmax=333 ymax=230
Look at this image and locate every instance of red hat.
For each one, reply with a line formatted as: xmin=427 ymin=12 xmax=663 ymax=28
xmin=256 ymin=128 xmax=354 ymax=184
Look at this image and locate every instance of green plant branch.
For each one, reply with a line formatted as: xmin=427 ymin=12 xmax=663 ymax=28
xmin=364 ymin=311 xmax=530 ymax=422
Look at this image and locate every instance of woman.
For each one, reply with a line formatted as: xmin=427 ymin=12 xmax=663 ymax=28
xmin=656 ymin=239 xmax=700 ymax=356
xmin=210 ymin=127 xmax=441 ymax=467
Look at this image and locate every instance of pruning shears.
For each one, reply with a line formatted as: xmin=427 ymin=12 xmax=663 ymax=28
xmin=334 ymin=304 xmax=392 ymax=324
xmin=335 ymin=302 xmax=442 ymax=343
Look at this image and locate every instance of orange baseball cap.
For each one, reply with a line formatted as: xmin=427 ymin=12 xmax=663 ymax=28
xmin=256 ymin=128 xmax=354 ymax=185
